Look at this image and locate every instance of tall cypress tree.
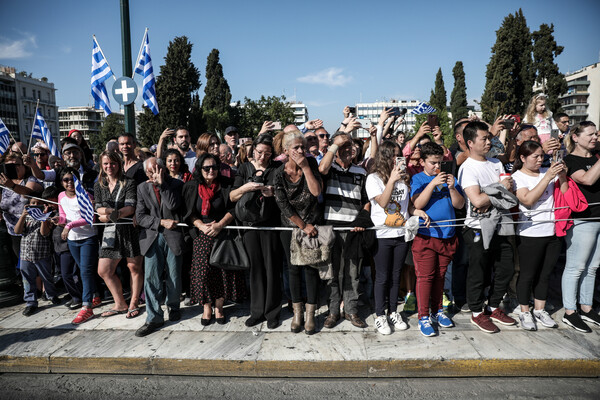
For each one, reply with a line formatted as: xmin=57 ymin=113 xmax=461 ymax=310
xmin=480 ymin=9 xmax=533 ymax=121
xmin=532 ymin=23 xmax=567 ymax=113
xmin=425 ymin=68 xmax=452 ymax=144
xmin=202 ymin=49 xmax=233 ymax=134
xmin=450 ymin=61 xmax=468 ymax=126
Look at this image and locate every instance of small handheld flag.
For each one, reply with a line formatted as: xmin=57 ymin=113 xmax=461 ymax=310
xmin=409 ymin=102 xmax=436 ymax=115
xmin=0 ymin=117 xmax=10 ymax=156
xmin=27 ymin=207 xmax=53 ymax=222
xmin=32 ymin=109 xmax=60 ymax=157
xmin=73 ymin=175 xmax=95 ymax=226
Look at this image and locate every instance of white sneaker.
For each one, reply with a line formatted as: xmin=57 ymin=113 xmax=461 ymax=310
xmin=388 ymin=311 xmax=408 ymax=331
xmin=519 ymin=311 xmax=537 ymax=331
xmin=375 ymin=315 xmax=391 ymax=335
xmin=533 ymin=309 xmax=557 ymax=328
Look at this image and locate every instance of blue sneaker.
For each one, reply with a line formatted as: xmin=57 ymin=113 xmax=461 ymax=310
xmin=432 ymin=309 xmax=454 ymax=328
xmin=418 ymin=316 xmax=436 ymax=337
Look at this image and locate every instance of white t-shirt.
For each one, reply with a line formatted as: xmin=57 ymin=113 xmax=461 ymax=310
xmin=457 ymin=157 xmax=505 ymax=230
xmin=366 ymin=173 xmax=410 ymax=238
xmin=512 ymin=169 xmax=556 ymax=237
xmin=59 ymin=194 xmax=97 ymax=241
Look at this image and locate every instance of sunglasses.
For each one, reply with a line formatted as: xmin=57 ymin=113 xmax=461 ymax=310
xmin=32 ymin=153 xmax=47 ymax=157
xmin=318 ymin=134 xmax=330 ymax=139
xmin=201 ymin=165 xmax=219 ymax=172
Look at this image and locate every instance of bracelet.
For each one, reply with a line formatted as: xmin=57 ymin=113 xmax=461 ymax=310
xmin=341 ymin=122 xmax=347 ymax=127
xmin=328 ymin=144 xmax=339 ymax=154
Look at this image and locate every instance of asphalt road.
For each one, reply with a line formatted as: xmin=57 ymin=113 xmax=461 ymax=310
xmin=1 ymin=374 xmax=599 ymax=399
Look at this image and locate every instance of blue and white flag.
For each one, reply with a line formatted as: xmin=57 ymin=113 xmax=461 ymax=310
xmin=91 ymin=37 xmax=114 ymax=115
xmin=73 ymin=175 xmax=95 ymax=226
xmin=0 ymin=117 xmax=10 ymax=156
xmin=27 ymin=207 xmax=52 ymax=222
xmin=133 ymin=30 xmax=159 ymax=115
xmin=32 ymin=109 xmax=60 ymax=157
xmin=409 ymin=102 xmax=436 ymax=115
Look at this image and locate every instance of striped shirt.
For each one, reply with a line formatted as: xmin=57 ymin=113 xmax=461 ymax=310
xmin=322 ymin=162 xmax=368 ymax=226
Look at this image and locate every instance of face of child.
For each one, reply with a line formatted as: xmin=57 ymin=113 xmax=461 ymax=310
xmin=535 ymin=100 xmax=546 ymax=114
xmin=29 ymin=198 xmax=41 ymax=207
xmin=421 ymin=155 xmax=443 ymax=176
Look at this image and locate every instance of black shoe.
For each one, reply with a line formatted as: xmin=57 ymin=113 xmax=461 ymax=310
xmin=580 ymin=309 xmax=600 ymax=327
xmin=244 ymin=316 xmax=265 ymax=327
xmin=562 ymin=312 xmax=592 ymax=333
xmin=23 ymin=305 xmax=37 ymax=316
xmin=50 ymin=296 xmax=62 ymax=305
xmin=135 ymin=322 xmax=164 ymax=337
xmin=215 ymin=316 xmax=226 ymax=325
xmin=169 ymin=309 xmax=181 ymax=322
xmin=266 ymin=319 xmax=280 ymax=330
xmin=201 ymin=316 xmax=213 ymax=326
xmin=69 ymin=301 xmax=82 ymax=310
xmin=64 ymin=299 xmax=73 ymax=308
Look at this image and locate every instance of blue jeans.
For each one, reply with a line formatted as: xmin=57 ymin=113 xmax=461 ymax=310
xmin=144 ymin=233 xmax=182 ymax=324
xmin=68 ymin=236 xmax=98 ymax=307
xmin=21 ymin=258 xmax=57 ymax=306
xmin=563 ymin=221 xmax=600 ymax=311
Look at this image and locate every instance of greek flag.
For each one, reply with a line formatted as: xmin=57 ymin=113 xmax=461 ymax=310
xmin=73 ymin=175 xmax=95 ymax=226
xmin=91 ymin=37 xmax=114 ymax=115
xmin=32 ymin=109 xmax=60 ymax=157
xmin=0 ymin=117 xmax=10 ymax=156
xmin=27 ymin=207 xmax=52 ymax=222
xmin=133 ymin=30 xmax=159 ymax=115
xmin=409 ymin=102 xmax=436 ymax=115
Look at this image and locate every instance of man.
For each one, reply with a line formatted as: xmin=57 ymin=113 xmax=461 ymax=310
xmin=498 ymin=125 xmax=560 ymax=172
xmin=318 ymin=129 xmax=370 ymax=329
xmin=304 ymin=131 xmax=320 ymax=158
xmin=157 ymin=127 xmax=196 ymax=172
xmin=219 ymin=143 xmax=237 ymax=172
xmin=554 ymin=112 xmax=570 ymax=136
xmin=315 ymin=128 xmax=329 ymax=163
xmin=135 ymin=157 xmax=185 ymax=337
xmin=223 ymin=126 xmax=239 ymax=156
xmin=10 ymin=141 xmax=27 ymax=155
xmin=457 ymin=121 xmax=517 ymax=333
xmin=118 ymin=133 xmax=147 ymax=185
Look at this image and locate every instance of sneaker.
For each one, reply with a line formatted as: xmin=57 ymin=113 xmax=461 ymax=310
xmin=579 ymin=309 xmax=600 ymax=327
xmin=50 ymin=296 xmax=62 ymax=305
xmin=533 ymin=309 xmax=558 ymax=328
xmin=418 ymin=316 xmax=436 ymax=337
xmin=72 ymin=307 xmax=94 ymax=325
xmin=432 ymin=309 xmax=454 ymax=328
xmin=490 ymin=308 xmax=516 ymax=326
xmin=22 ymin=305 xmax=37 ymax=317
xmin=471 ymin=313 xmax=500 ymax=333
xmin=69 ymin=301 xmax=82 ymax=310
xmin=375 ymin=315 xmax=391 ymax=335
xmin=388 ymin=311 xmax=408 ymax=331
xmin=562 ymin=312 xmax=592 ymax=333
xmin=442 ymin=292 xmax=452 ymax=311
xmin=92 ymin=296 xmax=102 ymax=308
xmin=519 ymin=311 xmax=537 ymax=331
xmin=459 ymin=302 xmax=470 ymax=313
xmin=403 ymin=292 xmax=416 ymax=314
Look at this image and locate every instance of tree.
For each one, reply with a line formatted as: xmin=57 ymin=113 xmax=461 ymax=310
xmin=90 ymin=113 xmax=124 ymax=155
xmin=450 ymin=61 xmax=468 ymax=126
xmin=237 ymin=95 xmax=294 ymax=138
xmin=138 ymin=36 xmax=201 ymax=146
xmin=420 ymin=68 xmax=453 ymax=145
xmin=480 ymin=9 xmax=534 ymax=121
xmin=532 ymin=23 xmax=567 ymax=113
xmin=202 ymin=49 xmax=233 ymax=134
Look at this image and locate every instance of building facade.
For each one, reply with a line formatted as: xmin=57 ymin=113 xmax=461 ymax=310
xmin=559 ymin=62 xmax=600 ymax=126
xmin=58 ymin=106 xmax=105 ymax=140
xmin=355 ymin=100 xmax=424 ymax=138
xmin=290 ymin=102 xmax=308 ymax=125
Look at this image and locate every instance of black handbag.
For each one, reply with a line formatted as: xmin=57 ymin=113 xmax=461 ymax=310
xmin=209 ymin=230 xmax=250 ymax=271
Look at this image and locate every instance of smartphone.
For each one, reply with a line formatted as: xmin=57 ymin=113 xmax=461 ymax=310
xmin=389 ymin=107 xmax=401 ymax=116
xmin=502 ymin=119 xmax=515 ymax=130
xmin=359 ymin=118 xmax=372 ymax=129
xmin=440 ymin=161 xmax=456 ymax=176
xmin=2 ymin=164 xmax=18 ymax=180
xmin=551 ymin=129 xmax=560 ymax=140
xmin=348 ymin=107 xmax=356 ymax=115
xmin=427 ymin=114 xmax=439 ymax=128
xmin=271 ymin=122 xmax=282 ymax=130
xmin=395 ymin=157 xmax=406 ymax=172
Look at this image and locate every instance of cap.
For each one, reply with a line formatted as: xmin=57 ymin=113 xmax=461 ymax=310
xmin=61 ymin=143 xmax=83 ymax=155
xmin=224 ymin=126 xmax=238 ymax=136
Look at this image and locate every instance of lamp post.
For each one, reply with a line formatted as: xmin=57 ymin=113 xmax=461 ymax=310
xmin=120 ymin=0 xmax=136 ymax=136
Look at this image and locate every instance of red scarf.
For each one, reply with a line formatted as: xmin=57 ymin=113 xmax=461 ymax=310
xmin=198 ymin=183 xmax=219 ymax=216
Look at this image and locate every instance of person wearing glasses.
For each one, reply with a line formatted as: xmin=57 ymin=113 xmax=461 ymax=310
xmin=315 ymin=127 xmax=330 ymax=164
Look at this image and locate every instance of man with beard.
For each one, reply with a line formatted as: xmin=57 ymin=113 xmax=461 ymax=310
xmin=157 ymin=127 xmax=196 ymax=172
xmin=118 ymin=133 xmax=147 ymax=185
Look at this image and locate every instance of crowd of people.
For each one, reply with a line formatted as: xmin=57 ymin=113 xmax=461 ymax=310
xmin=0 ymin=94 xmax=599 ymax=338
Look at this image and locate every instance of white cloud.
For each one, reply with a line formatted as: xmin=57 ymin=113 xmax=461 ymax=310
xmin=0 ymin=33 xmax=37 ymax=59
xmin=297 ymin=67 xmax=352 ymax=87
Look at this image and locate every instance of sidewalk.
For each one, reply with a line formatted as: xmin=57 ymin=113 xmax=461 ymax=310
xmin=0 ymin=298 xmax=598 ymax=378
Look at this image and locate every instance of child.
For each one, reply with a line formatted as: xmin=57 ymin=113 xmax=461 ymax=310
xmin=410 ymin=142 xmax=465 ymax=337
xmin=14 ymin=194 xmax=60 ymax=316
xmin=523 ymin=93 xmax=559 ymax=144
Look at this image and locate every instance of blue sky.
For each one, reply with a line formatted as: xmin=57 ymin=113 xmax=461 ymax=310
xmin=1 ymin=0 xmax=599 ymax=133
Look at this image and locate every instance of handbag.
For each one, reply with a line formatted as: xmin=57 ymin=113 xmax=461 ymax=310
xmin=209 ymin=230 xmax=250 ymax=271
xmin=384 ymin=199 xmax=406 ymax=227
xmin=235 ymin=168 xmax=272 ymax=225
xmin=101 ymin=183 xmax=123 ymax=250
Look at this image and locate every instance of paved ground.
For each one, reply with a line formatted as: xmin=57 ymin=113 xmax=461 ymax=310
xmin=0 ymin=295 xmax=598 ymax=378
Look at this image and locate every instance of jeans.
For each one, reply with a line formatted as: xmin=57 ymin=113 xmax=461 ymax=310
xmin=68 ymin=236 xmax=98 ymax=307
xmin=563 ymin=221 xmax=600 ymax=310
xmin=144 ymin=233 xmax=182 ymax=324
xmin=21 ymin=258 xmax=57 ymax=306
xmin=59 ymin=251 xmax=82 ymax=303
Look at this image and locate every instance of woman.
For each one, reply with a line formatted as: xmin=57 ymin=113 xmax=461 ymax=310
xmin=512 ymin=141 xmax=568 ymax=331
xmin=366 ymin=141 xmax=429 ymax=335
xmin=236 ymin=140 xmax=254 ymax=165
xmin=58 ymin=168 xmax=98 ymax=324
xmin=183 ymin=153 xmax=246 ymax=325
xmin=163 ymin=149 xmax=193 ymax=182
xmin=195 ymin=133 xmax=221 ymax=157
xmin=94 ymin=151 xmax=143 ymax=319
xmin=68 ymin=129 xmax=94 ymax=167
xmin=230 ymin=134 xmax=282 ymax=329
xmin=562 ymin=121 xmax=600 ymax=332
xmin=274 ymin=130 xmax=322 ymax=334
xmin=0 ymin=153 xmax=43 ymax=262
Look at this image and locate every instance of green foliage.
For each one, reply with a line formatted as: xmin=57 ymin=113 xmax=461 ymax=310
xmin=202 ymin=49 xmax=232 ymax=113
xmin=188 ymin=93 xmax=205 ymax=143
xmin=426 ymin=68 xmax=453 ymax=146
xmin=237 ymin=95 xmax=294 ymax=138
xmin=532 ymin=23 xmax=567 ymax=113
xmin=480 ymin=9 xmax=534 ymax=121
xmin=450 ymin=61 xmax=468 ymax=126
xmin=90 ymin=113 xmax=123 ymax=155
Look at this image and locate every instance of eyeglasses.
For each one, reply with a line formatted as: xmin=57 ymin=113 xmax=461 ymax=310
xmin=201 ymin=165 xmax=219 ymax=172
xmin=305 ymin=136 xmax=318 ymax=141
xmin=62 ymin=178 xmax=74 ymax=183
xmin=32 ymin=153 xmax=47 ymax=157
xmin=254 ymin=150 xmax=272 ymax=158
xmin=318 ymin=134 xmax=330 ymax=139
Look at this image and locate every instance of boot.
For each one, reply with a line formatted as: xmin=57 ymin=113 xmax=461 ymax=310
xmin=291 ymin=302 xmax=304 ymax=333
xmin=305 ymin=303 xmax=317 ymax=335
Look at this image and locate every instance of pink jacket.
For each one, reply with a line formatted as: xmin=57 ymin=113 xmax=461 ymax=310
xmin=553 ymin=177 xmax=588 ymax=237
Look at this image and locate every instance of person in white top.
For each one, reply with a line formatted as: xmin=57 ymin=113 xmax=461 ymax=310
xmin=512 ymin=140 xmax=568 ymax=331
xmin=457 ymin=121 xmax=517 ymax=333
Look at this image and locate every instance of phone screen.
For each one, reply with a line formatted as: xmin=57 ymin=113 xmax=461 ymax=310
xmin=3 ymin=164 xmax=18 ymax=180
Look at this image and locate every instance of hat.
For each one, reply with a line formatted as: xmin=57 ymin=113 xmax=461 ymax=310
xmin=224 ymin=126 xmax=238 ymax=136
xmin=68 ymin=129 xmax=81 ymax=137
xmin=149 ymin=144 xmax=158 ymax=153
xmin=62 ymin=143 xmax=83 ymax=155
xmin=31 ymin=142 xmax=49 ymax=153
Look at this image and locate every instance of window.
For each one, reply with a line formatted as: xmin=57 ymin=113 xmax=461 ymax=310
xmin=22 ymin=87 xmax=26 ymax=97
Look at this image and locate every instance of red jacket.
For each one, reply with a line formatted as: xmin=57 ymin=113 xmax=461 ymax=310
xmin=554 ymin=177 xmax=588 ymax=237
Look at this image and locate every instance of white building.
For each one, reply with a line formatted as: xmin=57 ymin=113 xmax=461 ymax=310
xmin=559 ymin=62 xmax=600 ymax=126
xmin=58 ymin=106 xmax=105 ymax=140
xmin=290 ymin=102 xmax=308 ymax=125
xmin=355 ymin=100 xmax=424 ymax=138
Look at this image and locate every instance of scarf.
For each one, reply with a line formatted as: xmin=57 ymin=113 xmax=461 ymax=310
xmin=198 ymin=182 xmax=219 ymax=216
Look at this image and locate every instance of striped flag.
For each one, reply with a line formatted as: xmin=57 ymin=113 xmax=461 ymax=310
xmin=409 ymin=102 xmax=436 ymax=115
xmin=133 ymin=30 xmax=159 ymax=115
xmin=32 ymin=109 xmax=60 ymax=157
xmin=91 ymin=37 xmax=114 ymax=115
xmin=27 ymin=207 xmax=53 ymax=222
xmin=0 ymin=117 xmax=10 ymax=156
xmin=73 ymin=175 xmax=95 ymax=226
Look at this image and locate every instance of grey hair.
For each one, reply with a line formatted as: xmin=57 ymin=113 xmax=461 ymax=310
xmin=143 ymin=157 xmax=165 ymax=170
xmin=282 ymin=130 xmax=306 ymax=150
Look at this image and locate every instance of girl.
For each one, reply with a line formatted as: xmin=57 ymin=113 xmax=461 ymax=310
xmin=524 ymin=93 xmax=559 ymax=144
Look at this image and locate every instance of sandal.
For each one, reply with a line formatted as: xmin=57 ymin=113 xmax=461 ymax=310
xmin=126 ymin=307 xmax=141 ymax=319
xmin=101 ymin=309 xmax=128 ymax=318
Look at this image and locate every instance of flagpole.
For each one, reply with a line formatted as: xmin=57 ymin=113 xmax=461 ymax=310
xmin=93 ymin=35 xmax=117 ymax=81
xmin=131 ymin=28 xmax=148 ymax=79
xmin=27 ymin=99 xmax=40 ymax=154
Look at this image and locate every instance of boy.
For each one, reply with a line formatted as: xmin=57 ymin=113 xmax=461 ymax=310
xmin=14 ymin=194 xmax=60 ymax=316
xmin=410 ymin=142 xmax=465 ymax=336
